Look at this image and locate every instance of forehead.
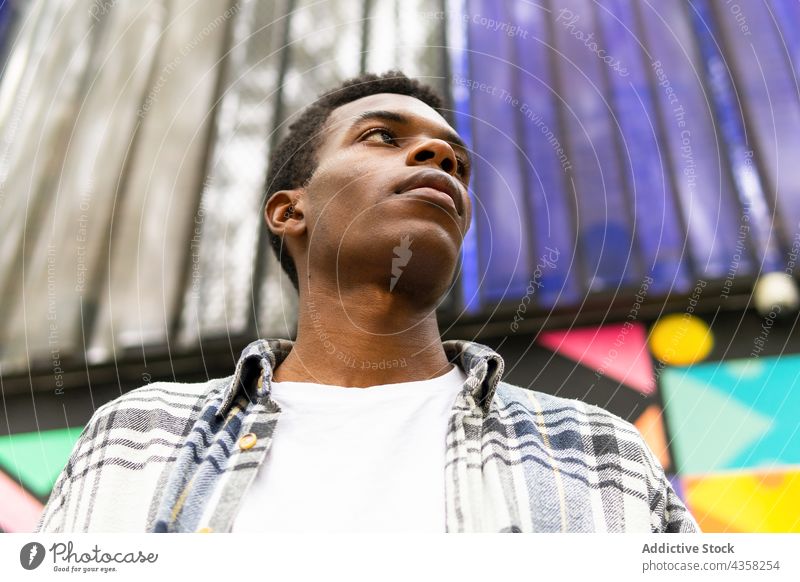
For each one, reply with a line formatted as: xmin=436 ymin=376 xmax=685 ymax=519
xmin=322 ymin=93 xmax=454 ymax=140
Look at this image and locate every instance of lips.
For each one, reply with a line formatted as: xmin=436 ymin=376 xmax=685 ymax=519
xmin=394 ymin=169 xmax=464 ymax=216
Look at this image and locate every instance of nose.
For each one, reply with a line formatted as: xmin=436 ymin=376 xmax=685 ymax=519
xmin=405 ymin=137 xmax=459 ymax=177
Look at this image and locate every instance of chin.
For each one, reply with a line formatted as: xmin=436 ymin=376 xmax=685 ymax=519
xmin=385 ymin=237 xmax=459 ymax=303
xmin=333 ymin=211 xmax=464 ymax=300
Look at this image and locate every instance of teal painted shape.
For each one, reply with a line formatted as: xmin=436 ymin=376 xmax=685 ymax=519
xmin=661 ymin=353 xmax=800 ymax=473
xmin=0 ymin=427 xmax=83 ymax=497
xmin=661 ymin=370 xmax=772 ymax=473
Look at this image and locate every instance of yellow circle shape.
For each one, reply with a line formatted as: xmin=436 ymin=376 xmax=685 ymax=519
xmin=649 ymin=313 xmax=713 ymax=365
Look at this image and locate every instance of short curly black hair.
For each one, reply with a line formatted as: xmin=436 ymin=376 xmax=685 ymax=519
xmin=264 ymin=70 xmax=448 ymax=290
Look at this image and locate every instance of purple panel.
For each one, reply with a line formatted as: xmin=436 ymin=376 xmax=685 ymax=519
xmin=639 ymin=0 xmax=754 ymax=280
xmin=718 ymin=0 xmax=800 ymax=271
xmin=510 ymin=2 xmax=581 ymax=308
xmin=466 ymin=0 xmax=532 ymax=303
xmin=447 ymin=0 xmax=481 ymax=313
xmin=597 ymin=0 xmax=692 ymax=295
xmin=550 ymin=0 xmax=639 ymax=293
xmin=689 ymin=0 xmax=784 ymax=274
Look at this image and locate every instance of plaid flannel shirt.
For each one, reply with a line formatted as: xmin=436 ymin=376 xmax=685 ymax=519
xmin=36 ymin=338 xmax=699 ymax=533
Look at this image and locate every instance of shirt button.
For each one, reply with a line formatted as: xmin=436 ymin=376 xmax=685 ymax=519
xmin=238 ymin=432 xmax=257 ymax=450
xmin=197 ymin=527 xmax=213 ymax=533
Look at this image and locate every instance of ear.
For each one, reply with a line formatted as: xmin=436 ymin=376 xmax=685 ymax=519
xmin=265 ymin=188 xmax=306 ymax=244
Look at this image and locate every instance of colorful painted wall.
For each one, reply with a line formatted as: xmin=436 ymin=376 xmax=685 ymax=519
xmin=496 ymin=314 xmax=800 ymax=533
xmin=0 ymin=427 xmax=83 ymax=532
xmin=1 ymin=0 xmax=798 ymax=535
xmin=5 ymin=311 xmax=798 ymax=532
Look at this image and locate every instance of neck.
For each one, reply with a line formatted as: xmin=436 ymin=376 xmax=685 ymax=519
xmin=273 ymin=282 xmax=451 ymax=387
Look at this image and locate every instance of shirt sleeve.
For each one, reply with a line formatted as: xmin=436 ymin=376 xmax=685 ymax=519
xmin=637 ymin=431 xmax=701 ymax=533
xmin=34 ymin=402 xmax=111 ymax=533
xmin=662 ymin=477 xmax=701 ymax=533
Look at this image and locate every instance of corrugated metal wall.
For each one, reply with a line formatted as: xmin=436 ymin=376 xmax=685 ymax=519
xmin=0 ymin=0 xmax=448 ymax=397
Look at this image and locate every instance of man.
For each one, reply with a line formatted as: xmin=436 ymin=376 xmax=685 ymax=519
xmin=37 ymin=71 xmax=698 ymax=533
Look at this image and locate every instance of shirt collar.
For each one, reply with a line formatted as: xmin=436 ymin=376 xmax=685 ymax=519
xmin=217 ymin=337 xmax=505 ymax=417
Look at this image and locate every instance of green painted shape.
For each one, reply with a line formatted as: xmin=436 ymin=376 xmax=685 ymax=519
xmin=0 ymin=427 xmax=83 ymax=497
xmin=661 ymin=369 xmax=773 ymax=474
xmin=668 ymin=354 xmax=800 ymax=468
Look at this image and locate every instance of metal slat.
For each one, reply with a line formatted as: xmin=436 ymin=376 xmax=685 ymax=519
xmin=177 ymin=0 xmax=292 ymax=348
xmin=364 ymin=0 xmax=447 ymax=96
xmin=0 ymin=0 xmax=100 ymax=371
xmin=255 ymin=0 xmax=363 ymax=338
xmin=2 ymin=2 xmax=167 ymax=371
xmin=88 ymin=0 xmax=236 ymax=363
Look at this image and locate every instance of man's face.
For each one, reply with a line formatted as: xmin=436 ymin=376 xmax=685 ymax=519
xmin=298 ymin=92 xmax=472 ymax=300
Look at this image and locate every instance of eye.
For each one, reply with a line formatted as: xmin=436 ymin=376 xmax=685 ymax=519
xmin=360 ymin=127 xmax=397 ymax=145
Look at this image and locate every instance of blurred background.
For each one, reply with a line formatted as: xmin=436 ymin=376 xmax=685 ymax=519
xmin=0 ymin=0 xmax=799 ymax=533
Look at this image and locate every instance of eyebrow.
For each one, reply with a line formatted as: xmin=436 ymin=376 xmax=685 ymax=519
xmin=351 ymin=109 xmax=469 ymax=155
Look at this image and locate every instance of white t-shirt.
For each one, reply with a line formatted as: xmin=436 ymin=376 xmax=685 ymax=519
xmin=231 ymin=363 xmax=468 ymax=532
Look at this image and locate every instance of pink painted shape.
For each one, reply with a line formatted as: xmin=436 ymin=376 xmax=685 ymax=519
xmin=538 ymin=323 xmax=656 ymax=395
xmin=0 ymin=469 xmax=44 ymax=533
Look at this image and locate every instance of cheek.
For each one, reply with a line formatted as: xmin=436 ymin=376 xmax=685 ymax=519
xmin=308 ymin=156 xmax=391 ymax=216
xmin=305 ymin=164 xmax=388 ymax=242
xmin=315 ymin=150 xmax=381 ymax=185
xmin=310 ymin=201 xmax=394 ymax=269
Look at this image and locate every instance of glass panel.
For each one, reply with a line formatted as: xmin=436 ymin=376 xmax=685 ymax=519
xmin=256 ymin=0 xmax=362 ymax=337
xmin=88 ymin=0 xmax=235 ymax=361
xmin=511 ymin=1 xmax=582 ymax=308
xmin=365 ymin=0 xmax=447 ymax=96
xmin=596 ymin=0 xmax=691 ymax=295
xmin=715 ymin=0 xmax=800 ymax=270
xmin=446 ymin=0 xmax=480 ymax=313
xmin=176 ymin=0 xmax=291 ymax=347
xmin=0 ymin=0 xmax=101 ymax=371
xmin=639 ymin=0 xmax=752 ymax=280
xmin=466 ymin=0 xmax=531 ymax=304
xmin=550 ymin=0 xmax=639 ymax=293
xmin=689 ymin=0 xmax=784 ymax=274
